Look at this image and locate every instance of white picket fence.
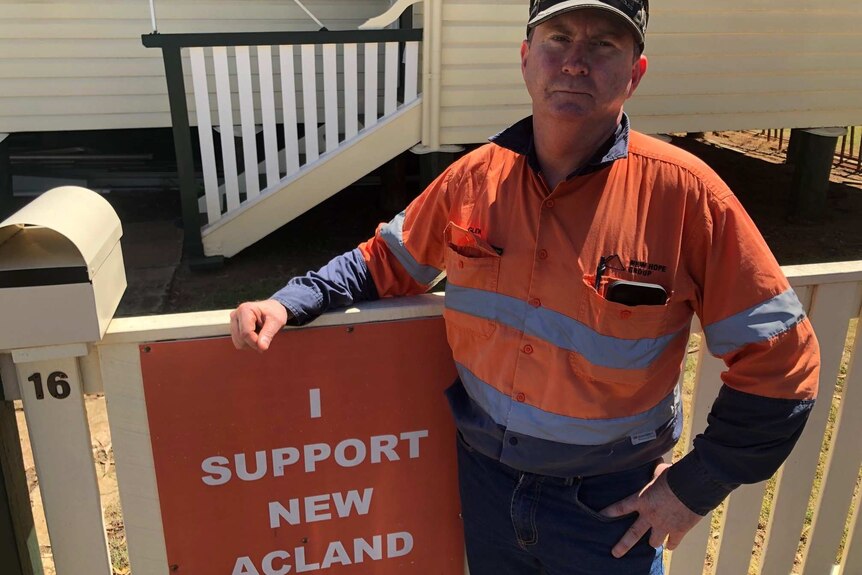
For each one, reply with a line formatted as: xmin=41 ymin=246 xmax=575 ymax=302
xmin=2 ymin=261 xmax=861 ymax=574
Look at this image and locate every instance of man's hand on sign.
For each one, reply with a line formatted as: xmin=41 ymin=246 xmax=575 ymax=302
xmin=230 ymin=299 xmax=289 ymax=352
xmin=599 ymin=462 xmax=702 ymax=558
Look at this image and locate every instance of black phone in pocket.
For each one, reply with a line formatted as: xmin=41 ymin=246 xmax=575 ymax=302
xmin=605 ymin=280 xmax=668 ymax=307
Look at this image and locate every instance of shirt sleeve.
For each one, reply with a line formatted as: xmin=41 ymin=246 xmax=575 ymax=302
xmin=270 ymin=248 xmax=380 ymax=325
xmin=666 ymin=185 xmax=820 ymax=515
xmin=358 ymin=164 xmax=458 ymax=297
xmin=270 ymin=161 xmax=461 ymax=324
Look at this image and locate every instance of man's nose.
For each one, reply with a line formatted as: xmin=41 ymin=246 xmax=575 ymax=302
xmin=561 ymin=44 xmax=589 ymax=75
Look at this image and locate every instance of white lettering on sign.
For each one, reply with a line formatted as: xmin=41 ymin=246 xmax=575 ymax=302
xmin=369 ymin=435 xmax=399 ymax=463
xmin=200 ymin=430 xmax=429 ymax=485
xmin=231 ymin=532 xmax=414 ymax=574
xmin=309 ymin=389 xmax=321 ymax=419
xmin=268 ymin=488 xmax=374 ymax=528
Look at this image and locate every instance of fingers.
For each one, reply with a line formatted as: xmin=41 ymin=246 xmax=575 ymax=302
xmin=230 ymin=303 xmax=261 ymax=350
xmin=230 ymin=300 xmax=289 ymax=352
xmin=599 ymin=494 xmax=636 ymax=519
xmin=256 ymin=315 xmax=282 ymax=351
xmin=665 ymin=531 xmax=684 ymax=551
xmin=612 ymin=516 xmax=651 ymax=558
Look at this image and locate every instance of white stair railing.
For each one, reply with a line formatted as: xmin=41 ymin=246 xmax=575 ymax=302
xmin=142 ymin=28 xmax=423 ymax=261
xmin=185 ymin=34 xmax=421 ymax=226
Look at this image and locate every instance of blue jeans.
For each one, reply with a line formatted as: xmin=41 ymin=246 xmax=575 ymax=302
xmin=457 ymin=432 xmax=664 ymax=575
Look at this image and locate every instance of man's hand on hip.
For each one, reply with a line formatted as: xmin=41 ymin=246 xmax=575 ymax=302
xmin=230 ymin=299 xmax=289 ymax=352
xmin=600 ymin=462 xmax=702 ymax=558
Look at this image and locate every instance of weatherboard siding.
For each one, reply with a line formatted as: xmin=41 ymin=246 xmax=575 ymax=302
xmin=436 ymin=0 xmax=862 ymax=144
xmin=0 ymin=0 xmax=390 ymax=132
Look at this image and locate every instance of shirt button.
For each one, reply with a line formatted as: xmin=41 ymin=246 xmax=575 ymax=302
xmin=538 ymin=249 xmax=548 ymax=260
xmin=544 ymin=199 xmax=555 ymax=209
xmin=523 ymin=345 xmax=533 ymax=354
xmin=529 ymin=298 xmax=541 ymax=308
xmin=509 ymin=437 xmax=519 ymax=446
xmin=620 ymin=310 xmax=632 ymax=319
xmin=515 ymin=392 xmax=526 ymax=402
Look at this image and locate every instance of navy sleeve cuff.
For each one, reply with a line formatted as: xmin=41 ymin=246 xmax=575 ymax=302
xmin=667 ymin=385 xmax=815 ymax=515
xmin=270 ymin=248 xmax=379 ymax=326
xmin=666 ymin=450 xmax=738 ymax=515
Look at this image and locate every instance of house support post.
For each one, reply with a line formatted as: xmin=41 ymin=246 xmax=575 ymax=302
xmin=788 ymin=127 xmax=845 ymax=221
xmin=0 ymin=135 xmax=14 ymax=220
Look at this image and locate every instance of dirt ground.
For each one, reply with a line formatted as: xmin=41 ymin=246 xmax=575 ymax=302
xmin=14 ymin=130 xmax=862 ymax=574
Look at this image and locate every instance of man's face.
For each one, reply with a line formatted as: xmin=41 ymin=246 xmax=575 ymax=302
xmin=521 ymin=9 xmax=647 ymax=123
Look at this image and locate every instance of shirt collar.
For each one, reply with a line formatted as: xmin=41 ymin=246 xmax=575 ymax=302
xmin=489 ymin=113 xmax=630 ymax=178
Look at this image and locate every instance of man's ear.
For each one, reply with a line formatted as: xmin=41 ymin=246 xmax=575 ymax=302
xmin=628 ymin=54 xmax=648 ymax=98
xmin=520 ymin=39 xmax=530 ymax=76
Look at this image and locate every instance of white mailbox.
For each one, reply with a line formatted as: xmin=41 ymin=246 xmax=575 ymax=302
xmin=0 ymin=186 xmax=126 ymax=350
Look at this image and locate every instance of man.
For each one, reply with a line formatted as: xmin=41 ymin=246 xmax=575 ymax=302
xmin=231 ymin=1 xmax=820 ymax=573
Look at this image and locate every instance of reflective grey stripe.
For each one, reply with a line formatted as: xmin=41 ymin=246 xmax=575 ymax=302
xmin=445 ymin=284 xmax=680 ymax=370
xmin=704 ymin=288 xmax=806 ymax=357
xmin=457 ymin=362 xmax=678 ymax=446
xmin=380 ymin=211 xmax=444 ymax=286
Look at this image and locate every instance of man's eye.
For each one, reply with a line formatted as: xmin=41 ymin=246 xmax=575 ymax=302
xmin=549 ymin=34 xmax=570 ymax=42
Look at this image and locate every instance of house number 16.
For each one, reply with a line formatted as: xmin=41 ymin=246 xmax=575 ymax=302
xmin=27 ymin=372 xmax=71 ymax=400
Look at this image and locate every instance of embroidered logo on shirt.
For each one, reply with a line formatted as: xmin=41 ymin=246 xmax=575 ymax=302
xmin=627 ymin=260 xmax=668 ymax=277
xmin=630 ymin=431 xmax=657 ymax=445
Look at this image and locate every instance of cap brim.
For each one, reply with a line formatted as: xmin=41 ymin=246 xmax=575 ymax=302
xmin=527 ymin=0 xmax=644 ymax=44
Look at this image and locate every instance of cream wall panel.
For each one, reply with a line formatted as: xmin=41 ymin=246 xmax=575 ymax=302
xmin=441 ymin=89 xmax=861 ymax=127
xmin=0 ymin=39 xmax=145 ymax=59
xmin=647 ymin=53 xmax=862 ymax=76
xmin=3 ymin=77 xmax=167 ymax=97
xmin=2 ymin=95 xmax=170 ymax=116
xmin=439 ymin=73 xmax=862 ymax=107
xmin=0 ymin=0 xmax=391 ymax=133
xmin=436 ymin=0 xmax=862 ymax=144
xmin=0 ymin=113 xmax=173 ymax=132
xmin=440 ymin=109 xmax=861 ymax=144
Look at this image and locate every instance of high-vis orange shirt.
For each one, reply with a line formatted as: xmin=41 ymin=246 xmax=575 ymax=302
xmin=274 ymin=115 xmax=819 ymax=514
xmin=354 ymin=116 xmax=818 ymax=513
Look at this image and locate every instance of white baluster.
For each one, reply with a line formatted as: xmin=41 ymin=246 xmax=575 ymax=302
xmin=279 ymin=45 xmax=300 ymax=176
xmin=236 ymin=46 xmax=260 ymax=200
xmin=301 ymin=44 xmax=319 ymax=163
xmin=258 ymin=45 xmax=280 ymax=189
xmin=384 ymin=41 xmax=398 ymax=114
xmin=322 ymin=43 xmax=339 ymax=153
xmin=364 ymin=42 xmax=378 ymax=128
xmin=190 ymin=47 xmax=221 ymax=223
xmin=344 ymin=43 xmax=359 ymax=140
xmin=213 ymin=46 xmax=240 ymax=211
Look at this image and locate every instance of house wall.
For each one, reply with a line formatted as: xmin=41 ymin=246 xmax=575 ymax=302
xmin=435 ymin=0 xmax=862 ymax=144
xmin=0 ymin=0 xmax=390 ymax=133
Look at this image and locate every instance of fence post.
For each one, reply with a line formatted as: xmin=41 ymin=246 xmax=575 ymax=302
xmin=0 ymin=380 xmax=43 ymax=575
xmin=0 ymin=187 xmax=126 ymax=575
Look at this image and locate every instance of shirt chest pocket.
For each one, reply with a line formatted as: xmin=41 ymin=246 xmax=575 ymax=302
xmin=442 ymin=223 xmax=500 ymax=339
xmin=571 ymin=274 xmax=682 ymax=383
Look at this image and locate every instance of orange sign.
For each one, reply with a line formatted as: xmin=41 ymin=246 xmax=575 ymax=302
xmin=140 ymin=317 xmax=463 ymax=574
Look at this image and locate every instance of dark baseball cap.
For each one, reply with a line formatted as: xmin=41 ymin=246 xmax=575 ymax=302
xmin=527 ymin=0 xmax=649 ymax=45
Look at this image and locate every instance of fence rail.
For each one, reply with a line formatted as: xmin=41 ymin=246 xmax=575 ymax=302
xmin=2 ymin=261 xmax=860 ymax=575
